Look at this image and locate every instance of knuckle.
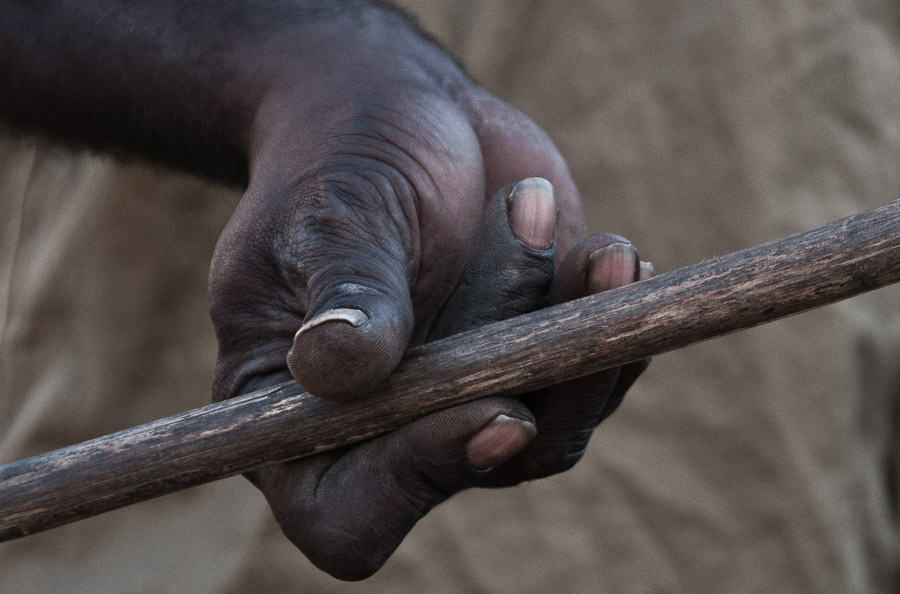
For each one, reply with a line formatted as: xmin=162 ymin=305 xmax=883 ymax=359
xmin=321 ymin=157 xmax=413 ymax=214
xmin=291 ymin=160 xmax=417 ymax=277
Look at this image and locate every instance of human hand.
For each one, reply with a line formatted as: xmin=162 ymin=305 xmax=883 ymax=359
xmin=0 ymin=2 xmax=648 ymax=578
xmin=206 ymin=5 xmax=650 ymax=580
xmin=207 ymin=6 xmax=592 ymax=401
xmin=238 ymin=178 xmax=651 ymax=579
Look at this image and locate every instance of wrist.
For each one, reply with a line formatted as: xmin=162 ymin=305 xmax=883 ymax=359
xmin=1 ymin=1 xmax=469 ymax=186
xmin=241 ymin=4 xmax=471 ymax=178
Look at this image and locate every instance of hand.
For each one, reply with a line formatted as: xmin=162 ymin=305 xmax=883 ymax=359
xmin=240 ymin=178 xmax=651 ymax=580
xmin=207 ymin=6 xmax=598 ymax=402
xmin=0 ymin=1 xmax=649 ymax=579
xmin=218 ymin=179 xmax=650 ymax=579
xmin=201 ymin=5 xmax=650 ymax=581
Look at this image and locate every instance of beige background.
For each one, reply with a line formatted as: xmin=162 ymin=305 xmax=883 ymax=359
xmin=1 ymin=1 xmax=899 ymax=592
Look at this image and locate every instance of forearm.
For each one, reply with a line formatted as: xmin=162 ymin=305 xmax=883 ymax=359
xmin=0 ymin=0 xmax=430 ymax=185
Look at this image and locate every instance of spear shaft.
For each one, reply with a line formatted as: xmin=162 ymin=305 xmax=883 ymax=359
xmin=2 ymin=200 xmax=899 ymax=540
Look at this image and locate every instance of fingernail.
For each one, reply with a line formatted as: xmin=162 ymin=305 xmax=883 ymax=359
xmin=639 ymin=261 xmax=656 ymax=281
xmin=466 ymin=414 xmax=537 ymax=470
xmin=294 ymin=308 xmax=369 ymax=340
xmin=507 ymin=177 xmax=557 ymax=250
xmin=587 ymin=243 xmax=638 ymax=292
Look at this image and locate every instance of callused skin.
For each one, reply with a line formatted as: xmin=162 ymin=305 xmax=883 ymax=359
xmin=0 ymin=0 xmax=649 ymax=580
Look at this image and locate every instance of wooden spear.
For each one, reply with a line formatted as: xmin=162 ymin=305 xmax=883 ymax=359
xmin=2 ymin=200 xmax=900 ymax=541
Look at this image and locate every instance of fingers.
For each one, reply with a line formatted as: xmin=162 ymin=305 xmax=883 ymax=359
xmin=253 ymin=176 xmax=561 ymax=580
xmin=456 ymin=87 xmax=586 ymax=258
xmin=213 ymin=86 xmax=488 ymax=401
xmin=255 ymin=397 xmax=535 ymax=580
xmin=429 ymin=177 xmax=558 ymax=339
xmin=482 ymin=235 xmax=652 ymax=487
xmin=210 ymin=163 xmax=426 ymax=402
xmin=284 ymin=242 xmax=414 ymax=402
xmin=284 ymin=185 xmax=418 ymax=400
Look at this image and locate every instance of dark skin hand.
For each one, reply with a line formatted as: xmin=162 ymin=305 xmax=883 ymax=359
xmin=250 ymin=178 xmax=652 ymax=578
xmin=1 ymin=0 xmax=650 ymax=580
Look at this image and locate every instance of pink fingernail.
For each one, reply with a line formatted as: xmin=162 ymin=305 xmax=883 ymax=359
xmin=507 ymin=177 xmax=558 ymax=250
xmin=466 ymin=414 xmax=536 ymax=470
xmin=587 ymin=243 xmax=638 ymax=292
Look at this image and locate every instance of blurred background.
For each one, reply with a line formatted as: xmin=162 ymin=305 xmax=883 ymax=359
xmin=1 ymin=1 xmax=899 ymax=592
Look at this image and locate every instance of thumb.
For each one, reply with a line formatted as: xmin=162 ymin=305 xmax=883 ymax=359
xmin=285 ymin=177 xmax=418 ymax=401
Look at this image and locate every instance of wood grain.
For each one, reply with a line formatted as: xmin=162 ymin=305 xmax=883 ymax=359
xmin=2 ymin=200 xmax=900 ymax=541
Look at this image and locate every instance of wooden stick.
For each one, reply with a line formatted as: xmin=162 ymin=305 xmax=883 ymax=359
xmin=2 ymin=200 xmax=900 ymax=541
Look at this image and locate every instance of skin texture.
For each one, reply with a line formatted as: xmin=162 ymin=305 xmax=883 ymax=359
xmin=250 ymin=179 xmax=651 ymax=578
xmin=0 ymin=0 xmax=650 ymax=580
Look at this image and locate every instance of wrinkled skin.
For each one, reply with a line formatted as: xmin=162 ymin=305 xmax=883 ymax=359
xmin=0 ymin=0 xmax=648 ymax=583
xmin=202 ymin=6 xmax=652 ymax=582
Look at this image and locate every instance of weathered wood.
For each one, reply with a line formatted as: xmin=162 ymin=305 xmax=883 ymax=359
xmin=2 ymin=200 xmax=900 ymax=541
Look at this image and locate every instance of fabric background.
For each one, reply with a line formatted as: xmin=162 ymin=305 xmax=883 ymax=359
xmin=1 ymin=1 xmax=899 ymax=592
